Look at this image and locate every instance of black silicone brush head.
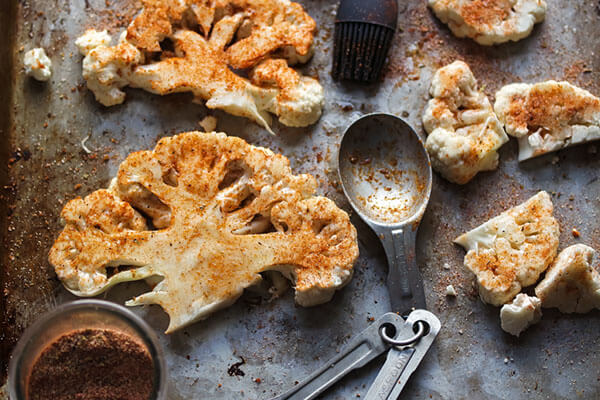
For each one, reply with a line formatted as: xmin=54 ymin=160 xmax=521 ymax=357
xmin=332 ymin=0 xmax=398 ymax=83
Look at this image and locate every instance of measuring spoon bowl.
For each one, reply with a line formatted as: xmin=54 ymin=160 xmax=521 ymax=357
xmin=338 ymin=113 xmax=432 ymax=313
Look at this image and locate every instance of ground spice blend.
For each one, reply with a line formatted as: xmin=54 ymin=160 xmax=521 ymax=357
xmin=26 ymin=328 xmax=154 ymax=400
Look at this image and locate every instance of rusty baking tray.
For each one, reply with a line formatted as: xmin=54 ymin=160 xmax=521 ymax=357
xmin=2 ymin=0 xmax=600 ymax=398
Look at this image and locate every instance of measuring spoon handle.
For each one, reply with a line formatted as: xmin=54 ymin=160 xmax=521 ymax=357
xmin=271 ymin=313 xmax=403 ymax=400
xmin=379 ymin=228 xmax=426 ymax=313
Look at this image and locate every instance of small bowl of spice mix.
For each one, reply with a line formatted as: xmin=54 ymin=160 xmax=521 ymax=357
xmin=8 ymin=299 xmax=167 ymax=400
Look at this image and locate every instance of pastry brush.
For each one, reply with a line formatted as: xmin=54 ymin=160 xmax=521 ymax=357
xmin=332 ymin=0 xmax=398 ymax=83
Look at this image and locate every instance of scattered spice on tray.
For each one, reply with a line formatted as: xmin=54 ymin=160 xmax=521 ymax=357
xmin=27 ymin=328 xmax=154 ymax=400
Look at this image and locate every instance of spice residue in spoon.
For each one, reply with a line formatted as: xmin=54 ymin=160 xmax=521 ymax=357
xmin=27 ymin=328 xmax=154 ymax=400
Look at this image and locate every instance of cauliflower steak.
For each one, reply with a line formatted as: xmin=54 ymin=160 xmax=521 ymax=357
xmin=454 ymin=191 xmax=559 ymax=305
xmin=535 ymin=244 xmax=600 ymax=313
xmin=422 ymin=60 xmax=508 ymax=184
xmin=495 ymin=81 xmax=600 ymax=161
xmin=428 ymin=0 xmax=546 ymax=45
xmin=49 ymin=131 xmax=359 ymax=332
xmin=76 ymin=0 xmax=324 ymax=132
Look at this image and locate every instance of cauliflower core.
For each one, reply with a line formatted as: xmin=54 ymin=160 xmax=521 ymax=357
xmin=24 ymin=48 xmax=52 ymax=81
xmin=495 ymin=81 xmax=600 ymax=161
xmin=454 ymin=191 xmax=559 ymax=305
xmin=422 ymin=61 xmax=508 ymax=184
xmin=49 ymin=131 xmax=358 ymax=332
xmin=535 ymin=244 xmax=600 ymax=313
xmin=500 ymin=293 xmax=541 ymax=336
xmin=76 ymin=0 xmax=323 ymax=132
xmin=428 ymin=0 xmax=546 ymax=45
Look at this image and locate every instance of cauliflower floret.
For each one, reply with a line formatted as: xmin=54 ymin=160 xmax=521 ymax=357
xmin=251 ymin=59 xmax=324 ymax=127
xmin=272 ymin=77 xmax=324 ymax=127
xmin=535 ymin=244 xmax=600 ymax=313
xmin=428 ymin=0 xmax=547 ymax=45
xmin=75 ymin=29 xmax=112 ymax=55
xmin=80 ymin=31 xmax=145 ymax=106
xmin=422 ymin=61 xmax=508 ymax=184
xmin=24 ymin=48 xmax=52 ymax=81
xmin=454 ymin=191 xmax=559 ymax=305
xmin=494 ymin=81 xmax=600 ymax=161
xmin=49 ymin=131 xmax=359 ymax=333
xmin=279 ymin=44 xmax=316 ymax=66
xmin=198 ymin=115 xmax=218 ymax=132
xmin=76 ymin=0 xmax=322 ymax=132
xmin=500 ymin=293 xmax=542 ymax=336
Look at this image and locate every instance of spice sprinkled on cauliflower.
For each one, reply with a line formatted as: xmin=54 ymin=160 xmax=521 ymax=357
xmin=75 ymin=29 xmax=112 ymax=55
xmin=76 ymin=0 xmax=323 ymax=132
xmin=49 ymin=131 xmax=358 ymax=333
xmin=454 ymin=191 xmax=559 ymax=306
xmin=24 ymin=48 xmax=52 ymax=82
xmin=80 ymin=31 xmax=145 ymax=107
xmin=495 ymin=81 xmax=600 ymax=161
xmin=422 ymin=61 xmax=508 ymax=184
xmin=500 ymin=293 xmax=542 ymax=336
xmin=535 ymin=244 xmax=600 ymax=313
xmin=428 ymin=0 xmax=547 ymax=45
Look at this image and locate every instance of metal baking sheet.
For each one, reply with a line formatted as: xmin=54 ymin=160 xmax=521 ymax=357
xmin=2 ymin=0 xmax=600 ymax=398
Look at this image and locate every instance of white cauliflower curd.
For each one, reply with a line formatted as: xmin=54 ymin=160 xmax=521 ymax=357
xmin=267 ymin=75 xmax=323 ymax=127
xmin=428 ymin=0 xmax=547 ymax=45
xmin=494 ymin=81 xmax=600 ymax=161
xmin=535 ymin=244 xmax=600 ymax=313
xmin=250 ymin=59 xmax=324 ymax=128
xmin=24 ymin=48 xmax=52 ymax=81
xmin=422 ymin=60 xmax=508 ymax=184
xmin=75 ymin=29 xmax=112 ymax=55
xmin=80 ymin=31 xmax=145 ymax=107
xmin=454 ymin=191 xmax=559 ymax=305
xmin=500 ymin=293 xmax=542 ymax=336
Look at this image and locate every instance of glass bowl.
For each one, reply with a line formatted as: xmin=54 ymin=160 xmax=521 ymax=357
xmin=8 ymin=299 xmax=167 ymax=400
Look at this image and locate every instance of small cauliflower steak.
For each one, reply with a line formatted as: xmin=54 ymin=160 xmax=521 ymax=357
xmin=495 ymin=81 xmax=600 ymax=161
xmin=24 ymin=48 xmax=52 ymax=81
xmin=428 ymin=0 xmax=546 ymax=45
xmin=500 ymin=293 xmax=541 ymax=336
xmin=535 ymin=244 xmax=600 ymax=313
xmin=76 ymin=0 xmax=323 ymax=132
xmin=422 ymin=60 xmax=508 ymax=184
xmin=454 ymin=191 xmax=559 ymax=305
xmin=49 ymin=131 xmax=359 ymax=332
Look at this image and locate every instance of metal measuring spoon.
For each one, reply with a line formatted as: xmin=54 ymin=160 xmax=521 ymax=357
xmin=338 ymin=113 xmax=432 ymax=313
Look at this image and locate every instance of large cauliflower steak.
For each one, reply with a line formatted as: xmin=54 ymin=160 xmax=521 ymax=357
xmin=428 ymin=0 xmax=546 ymax=45
xmin=422 ymin=60 xmax=508 ymax=184
xmin=495 ymin=81 xmax=600 ymax=161
xmin=76 ymin=0 xmax=323 ymax=132
xmin=454 ymin=191 xmax=559 ymax=305
xmin=535 ymin=244 xmax=600 ymax=313
xmin=49 ymin=131 xmax=359 ymax=333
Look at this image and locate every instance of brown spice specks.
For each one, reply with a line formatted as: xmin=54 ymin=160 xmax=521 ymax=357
xmin=27 ymin=328 xmax=154 ymax=400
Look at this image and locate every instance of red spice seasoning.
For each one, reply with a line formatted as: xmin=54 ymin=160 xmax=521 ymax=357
xmin=27 ymin=328 xmax=154 ymax=400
